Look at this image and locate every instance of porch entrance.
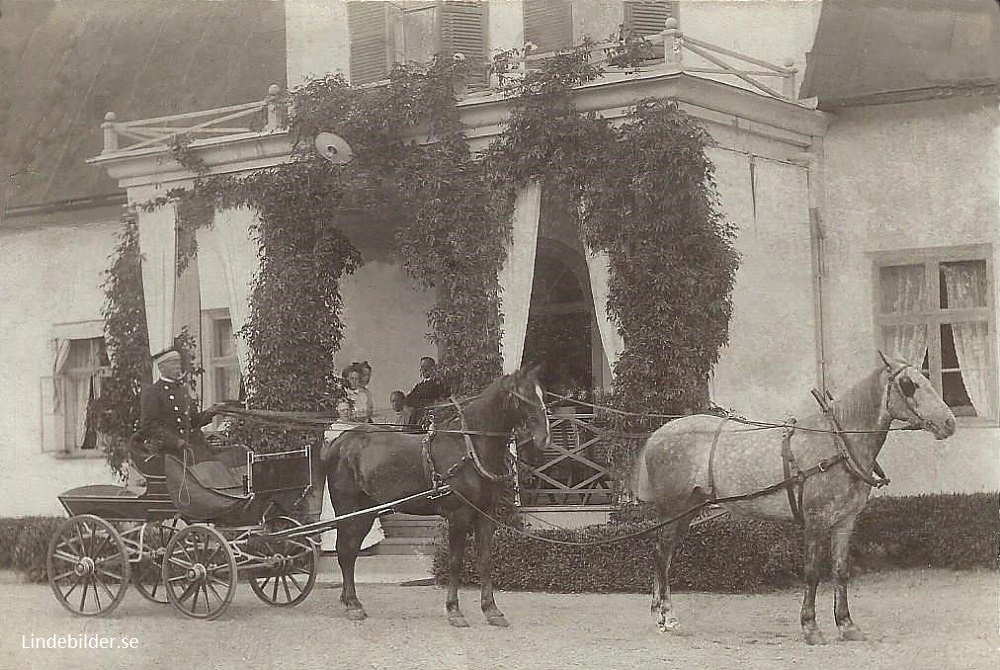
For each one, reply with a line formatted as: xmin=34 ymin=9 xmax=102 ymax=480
xmin=518 ymin=246 xmax=614 ymax=507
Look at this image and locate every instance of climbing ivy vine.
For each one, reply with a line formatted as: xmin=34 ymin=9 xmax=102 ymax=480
xmin=102 ymin=44 xmax=737 ymax=470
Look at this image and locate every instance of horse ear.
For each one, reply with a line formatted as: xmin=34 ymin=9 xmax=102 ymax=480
xmin=877 ymin=350 xmax=892 ymax=369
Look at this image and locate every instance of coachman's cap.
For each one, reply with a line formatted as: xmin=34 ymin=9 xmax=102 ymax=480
xmin=151 ymin=347 xmax=182 ymax=365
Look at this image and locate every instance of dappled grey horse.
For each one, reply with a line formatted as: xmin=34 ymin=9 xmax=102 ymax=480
xmin=634 ymin=354 xmax=955 ymax=645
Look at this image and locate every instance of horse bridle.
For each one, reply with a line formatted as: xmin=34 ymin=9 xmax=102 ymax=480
xmin=421 ymin=384 xmax=545 ymax=488
xmin=884 ymin=363 xmax=930 ymax=429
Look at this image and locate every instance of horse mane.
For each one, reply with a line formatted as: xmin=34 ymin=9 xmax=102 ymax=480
xmin=830 ymin=366 xmax=886 ymax=428
xmin=437 ymin=373 xmax=514 ymax=429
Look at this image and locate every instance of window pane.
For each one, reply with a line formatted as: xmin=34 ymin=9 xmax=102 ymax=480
xmin=943 ymin=321 xmax=995 ymax=418
xmin=214 ymin=319 xmax=234 ymax=358
xmin=215 ymin=365 xmax=241 ymax=403
xmin=881 ymin=324 xmax=927 ymax=367
xmin=940 ymin=259 xmax=988 ymax=309
xmin=879 ymin=264 xmax=925 ymax=314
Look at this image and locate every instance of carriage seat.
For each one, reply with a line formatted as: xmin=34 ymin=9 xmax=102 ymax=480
xmin=127 ymin=432 xmax=168 ymax=497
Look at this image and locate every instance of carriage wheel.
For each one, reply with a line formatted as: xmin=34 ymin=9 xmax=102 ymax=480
xmin=131 ymin=519 xmax=183 ymax=604
xmin=162 ymin=525 xmax=237 ymax=620
xmin=248 ymin=517 xmax=318 ymax=607
xmin=47 ymin=514 xmax=130 ymax=617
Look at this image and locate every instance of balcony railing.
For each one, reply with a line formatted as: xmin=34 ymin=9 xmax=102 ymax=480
xmin=100 ymin=84 xmax=287 ymax=155
xmin=514 ymin=17 xmax=799 ymax=102
xmin=97 ymin=17 xmax=801 ymax=157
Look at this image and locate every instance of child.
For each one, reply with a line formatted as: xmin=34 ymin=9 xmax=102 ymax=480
xmin=387 ymin=390 xmax=410 ymax=425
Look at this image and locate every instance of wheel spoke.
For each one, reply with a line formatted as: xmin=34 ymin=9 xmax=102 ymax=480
xmin=175 ymin=580 xmax=198 ymax=604
xmin=79 ymin=579 xmax=91 ymax=612
xmin=52 ymin=549 xmax=81 ymax=564
xmin=191 ymin=584 xmax=201 ymax=613
xmin=61 ymin=572 xmax=85 ymax=600
xmin=205 ymin=580 xmax=224 ymax=605
xmin=285 ymin=572 xmax=304 ymax=593
xmin=96 ymin=567 xmax=125 ymax=583
xmin=94 ymin=575 xmax=116 ymax=603
xmin=281 ymin=576 xmax=293 ymax=602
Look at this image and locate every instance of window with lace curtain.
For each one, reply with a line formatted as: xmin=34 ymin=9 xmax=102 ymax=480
xmin=874 ymin=247 xmax=997 ymax=421
xmin=41 ymin=337 xmax=110 ymax=453
xmin=204 ymin=312 xmax=242 ymax=416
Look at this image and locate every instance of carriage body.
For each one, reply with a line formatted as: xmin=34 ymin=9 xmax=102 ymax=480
xmin=47 ymin=445 xmax=319 ymax=620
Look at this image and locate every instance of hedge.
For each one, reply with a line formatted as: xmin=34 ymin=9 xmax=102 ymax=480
xmin=3 ymin=494 xmax=996 ymax=587
xmin=1 ymin=516 xmax=64 ymax=583
xmin=432 ymin=493 xmax=999 ymax=593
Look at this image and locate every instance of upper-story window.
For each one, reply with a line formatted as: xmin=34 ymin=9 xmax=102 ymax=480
xmin=622 ymin=1 xmax=678 ymax=39
xmin=42 ymin=337 xmax=110 ymax=454
xmin=347 ymin=1 xmax=488 ymax=86
xmin=521 ymin=1 xmax=678 ymax=58
xmin=874 ymin=246 xmax=997 ymax=421
xmin=523 ymin=0 xmax=574 ymax=54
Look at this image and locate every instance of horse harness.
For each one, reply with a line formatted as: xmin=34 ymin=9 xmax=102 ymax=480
xmin=420 ymin=396 xmax=515 ymax=494
xmin=707 ymin=381 xmax=897 ymax=526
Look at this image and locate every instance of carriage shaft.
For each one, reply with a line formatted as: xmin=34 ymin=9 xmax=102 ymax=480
xmin=263 ymin=486 xmax=452 ymax=539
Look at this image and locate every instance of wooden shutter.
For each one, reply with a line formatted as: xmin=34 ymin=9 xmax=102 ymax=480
xmin=440 ymin=1 xmax=488 ymax=87
xmin=623 ymin=1 xmax=677 ymax=38
xmin=523 ymin=0 xmax=574 ymax=54
xmin=348 ymin=1 xmax=395 ymax=85
xmin=40 ymin=376 xmax=66 ymax=453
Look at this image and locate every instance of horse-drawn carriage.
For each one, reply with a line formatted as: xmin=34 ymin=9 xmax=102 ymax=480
xmin=47 ymin=437 xmax=322 ymax=620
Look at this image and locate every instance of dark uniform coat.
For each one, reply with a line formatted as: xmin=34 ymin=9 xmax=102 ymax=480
xmin=404 ymin=377 xmax=449 ymax=427
xmin=140 ymin=378 xmax=214 ymax=460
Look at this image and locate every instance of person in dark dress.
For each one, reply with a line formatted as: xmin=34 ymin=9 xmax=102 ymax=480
xmin=140 ymin=348 xmax=217 ymax=462
xmin=404 ymin=356 xmax=449 ymax=428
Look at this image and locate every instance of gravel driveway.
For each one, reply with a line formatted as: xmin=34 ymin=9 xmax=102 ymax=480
xmin=1 ymin=569 xmax=995 ymax=670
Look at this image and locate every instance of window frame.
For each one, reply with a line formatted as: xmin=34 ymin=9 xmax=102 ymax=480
xmin=872 ymin=244 xmax=998 ymax=425
xmin=44 ymin=336 xmax=110 ymax=457
xmin=202 ymin=309 xmax=242 ymax=425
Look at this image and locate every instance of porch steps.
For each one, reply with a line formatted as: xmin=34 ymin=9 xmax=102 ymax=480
xmin=373 ymin=513 xmax=444 ymax=555
xmin=316 ymin=514 xmax=443 ymax=584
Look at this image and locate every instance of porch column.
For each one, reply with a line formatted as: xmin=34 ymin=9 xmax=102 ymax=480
xmin=499 ymin=182 xmax=542 ymax=373
xmin=584 ymin=248 xmax=624 ymax=370
xmin=208 ymin=205 xmax=259 ymax=385
xmin=135 ymin=197 xmax=178 ymax=369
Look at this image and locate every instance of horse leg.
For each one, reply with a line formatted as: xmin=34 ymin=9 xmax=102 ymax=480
xmin=336 ymin=514 xmax=375 ymax=621
xmin=473 ymin=514 xmax=507 ymax=627
xmin=800 ymin=527 xmax=827 ymax=645
xmin=832 ymin=515 xmax=865 ymax=641
xmin=445 ymin=513 xmax=472 ymax=628
xmin=651 ymin=512 xmax=693 ymax=633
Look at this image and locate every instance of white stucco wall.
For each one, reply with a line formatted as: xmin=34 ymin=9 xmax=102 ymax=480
xmin=337 ymin=259 xmax=438 ymax=420
xmin=709 ymin=146 xmax=819 ymax=421
xmin=822 ymin=95 xmax=1000 ymax=494
xmin=0 ymin=217 xmax=121 ymax=516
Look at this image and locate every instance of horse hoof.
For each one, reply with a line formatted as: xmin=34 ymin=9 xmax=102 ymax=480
xmin=487 ymin=614 xmax=510 ymax=627
xmin=657 ymin=617 xmax=680 ymax=633
xmin=346 ymin=608 xmax=367 ymax=621
xmin=448 ymin=615 xmax=470 ymax=628
xmin=840 ymin=626 xmax=866 ymax=642
xmin=803 ymin=629 xmax=828 ymax=646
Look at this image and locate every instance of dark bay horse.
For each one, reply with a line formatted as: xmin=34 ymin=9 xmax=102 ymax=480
xmin=323 ymin=364 xmax=551 ymax=627
xmin=634 ymin=354 xmax=956 ymax=645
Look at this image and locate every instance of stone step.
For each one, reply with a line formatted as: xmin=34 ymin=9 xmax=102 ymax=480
xmin=317 ymin=553 xmax=435 ymax=585
xmin=380 ymin=514 xmax=444 ymax=538
xmin=369 ymin=536 xmax=438 ymax=556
